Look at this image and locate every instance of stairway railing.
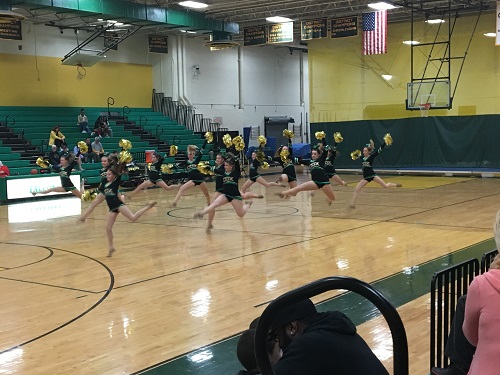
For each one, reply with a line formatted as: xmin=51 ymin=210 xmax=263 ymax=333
xmin=107 ymin=97 xmax=115 ymax=116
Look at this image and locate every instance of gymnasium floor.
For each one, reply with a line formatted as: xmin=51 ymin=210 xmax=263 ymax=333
xmin=0 ymin=172 xmax=498 ymax=375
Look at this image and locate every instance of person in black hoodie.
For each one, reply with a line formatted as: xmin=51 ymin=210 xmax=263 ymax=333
xmin=270 ymin=299 xmax=389 ymax=375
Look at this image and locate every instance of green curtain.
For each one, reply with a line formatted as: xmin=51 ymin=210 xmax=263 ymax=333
xmin=310 ymin=115 xmax=500 ymax=169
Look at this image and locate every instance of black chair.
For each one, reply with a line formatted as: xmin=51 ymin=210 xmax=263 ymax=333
xmin=255 ymin=276 xmax=408 ymax=375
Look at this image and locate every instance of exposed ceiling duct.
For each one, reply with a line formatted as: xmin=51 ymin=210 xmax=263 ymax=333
xmin=0 ymin=1 xmax=25 ymax=22
xmin=204 ymin=31 xmax=239 ymax=51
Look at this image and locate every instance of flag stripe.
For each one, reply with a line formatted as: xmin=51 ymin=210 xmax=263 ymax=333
xmin=362 ymin=10 xmax=387 ymax=55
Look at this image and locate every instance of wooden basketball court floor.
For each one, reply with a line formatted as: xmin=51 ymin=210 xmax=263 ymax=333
xmin=0 ymin=172 xmax=498 ymax=375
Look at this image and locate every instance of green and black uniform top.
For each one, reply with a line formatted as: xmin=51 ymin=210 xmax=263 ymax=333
xmin=60 ymin=160 xmax=78 ymax=191
xmin=322 ymin=138 xmax=338 ymax=178
xmin=103 ymin=174 xmax=124 ymax=212
xmin=185 ymin=140 xmax=207 ymax=183
xmin=148 ymin=156 xmax=164 ymax=183
xmin=249 ymin=157 xmax=262 ymax=182
xmin=362 ymin=142 xmax=385 ymax=180
xmin=274 ymin=141 xmax=297 ymax=181
xmin=214 ymin=158 xmax=241 ymax=201
xmin=213 ymin=163 xmax=225 ymax=193
xmin=302 ymin=148 xmax=329 ymax=188
xmin=98 ymin=166 xmax=109 ymax=193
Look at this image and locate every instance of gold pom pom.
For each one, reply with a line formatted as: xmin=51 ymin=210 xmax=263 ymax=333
xmin=119 ymin=139 xmax=132 ymax=150
xmin=161 ymin=164 xmax=174 ymax=174
xmin=77 ymin=141 xmax=88 ymax=154
xmin=283 ymin=129 xmax=294 ymax=139
xmin=334 ymin=132 xmax=343 ymax=143
xmin=383 ymin=133 xmax=393 ymax=146
xmin=82 ymin=189 xmax=98 ymax=202
xmin=315 ymin=131 xmax=326 ymax=140
xmin=262 ymin=161 xmax=270 ymax=170
xmin=257 ymin=135 xmax=267 ymax=146
xmin=351 ymin=150 xmax=362 ymax=160
xmin=223 ymin=134 xmax=233 ymax=148
xmin=280 ymin=148 xmax=290 ymax=163
xmin=256 ymin=149 xmax=266 ymax=162
xmin=197 ymin=162 xmax=213 ymax=175
xmin=169 ymin=145 xmax=178 ymax=156
xmin=233 ymin=136 xmax=245 ymax=151
xmin=119 ymin=150 xmax=133 ymax=164
xmin=204 ymin=132 xmax=214 ymax=144
xmin=36 ymin=157 xmax=49 ymax=168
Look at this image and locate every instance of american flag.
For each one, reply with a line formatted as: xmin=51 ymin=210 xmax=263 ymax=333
xmin=362 ymin=10 xmax=387 ymax=55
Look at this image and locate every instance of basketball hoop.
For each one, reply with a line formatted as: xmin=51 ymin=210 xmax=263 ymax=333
xmin=419 ymin=103 xmax=431 ymax=117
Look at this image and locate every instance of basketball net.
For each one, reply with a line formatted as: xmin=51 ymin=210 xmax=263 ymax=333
xmin=419 ymin=103 xmax=431 ymax=117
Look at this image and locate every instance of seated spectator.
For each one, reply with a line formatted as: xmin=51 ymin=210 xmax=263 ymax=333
xmin=48 ymin=145 xmax=61 ymax=172
xmin=431 ymin=295 xmax=475 ymax=375
xmin=269 ymin=299 xmax=388 ymax=375
xmin=91 ymin=137 xmax=105 ymax=159
xmin=462 ymin=252 xmax=500 ymax=375
xmin=48 ymin=125 xmax=66 ymax=149
xmin=235 ymin=329 xmax=261 ymax=375
xmin=77 ymin=108 xmax=91 ymax=133
xmin=0 ymin=161 xmax=10 ymax=177
xmin=83 ymin=138 xmax=98 ymax=163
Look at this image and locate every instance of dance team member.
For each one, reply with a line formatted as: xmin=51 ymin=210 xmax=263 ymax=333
xmin=321 ymin=135 xmax=347 ymax=187
xmin=80 ymin=153 xmax=125 ymax=222
xmin=171 ymin=144 xmax=210 ymax=207
xmin=241 ymin=147 xmax=283 ymax=193
xmin=33 ymin=153 xmax=82 ymax=198
xmin=103 ymin=166 xmax=156 ymax=257
xmin=349 ymin=137 xmax=401 ymax=208
xmin=278 ymin=140 xmax=335 ymax=205
xmin=127 ymin=152 xmax=179 ymax=199
xmin=275 ymin=139 xmax=297 ymax=188
xmin=193 ymin=155 xmax=253 ymax=229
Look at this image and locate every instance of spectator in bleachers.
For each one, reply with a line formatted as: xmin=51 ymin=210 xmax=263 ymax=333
xmin=235 ymin=329 xmax=260 ymax=375
xmin=0 ymin=161 xmax=10 ymax=177
xmin=77 ymin=108 xmax=91 ymax=134
xmin=269 ymin=299 xmax=388 ymax=375
xmin=83 ymin=138 xmax=98 ymax=163
xmin=91 ymin=137 xmax=105 ymax=160
xmin=48 ymin=125 xmax=66 ymax=149
xmin=48 ymin=145 xmax=61 ymax=172
xmin=462 ymin=252 xmax=500 ymax=375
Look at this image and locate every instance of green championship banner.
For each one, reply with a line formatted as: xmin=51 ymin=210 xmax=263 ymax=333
xmin=0 ymin=20 xmax=22 ymax=41
xmin=330 ymin=16 xmax=358 ymax=38
xmin=301 ymin=18 xmax=328 ymax=40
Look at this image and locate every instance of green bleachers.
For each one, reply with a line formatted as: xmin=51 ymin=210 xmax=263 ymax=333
xmin=0 ymin=106 xmax=207 ymax=175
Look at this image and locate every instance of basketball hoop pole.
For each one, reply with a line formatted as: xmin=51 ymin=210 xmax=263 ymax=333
xmin=419 ymin=103 xmax=431 ymax=117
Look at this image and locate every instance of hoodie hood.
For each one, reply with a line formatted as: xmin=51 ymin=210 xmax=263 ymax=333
xmin=303 ymin=311 xmax=357 ymax=336
xmin=482 ymin=269 xmax=500 ymax=294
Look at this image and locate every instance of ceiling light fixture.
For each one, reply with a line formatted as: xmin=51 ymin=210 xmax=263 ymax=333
xmin=484 ymin=32 xmax=496 ymax=37
xmin=403 ymin=40 xmax=420 ymax=45
xmin=426 ymin=19 xmax=445 ymax=24
xmin=381 ymin=74 xmax=393 ymax=81
xmin=367 ymin=2 xmax=398 ymax=10
xmin=266 ymin=16 xmax=293 ymax=23
xmin=179 ymin=1 xmax=208 ymax=9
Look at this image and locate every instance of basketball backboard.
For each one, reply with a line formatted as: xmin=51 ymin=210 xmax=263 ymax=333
xmin=406 ymin=80 xmax=451 ymax=110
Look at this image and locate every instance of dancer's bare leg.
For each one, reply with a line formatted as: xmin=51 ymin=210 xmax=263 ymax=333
xmin=231 ymin=199 xmax=252 ymax=217
xmin=199 ymin=182 xmax=211 ymax=206
xmin=106 ymin=212 xmax=119 ymax=257
xmin=128 ymin=180 xmax=154 ymax=199
xmin=256 ymin=176 xmax=283 ymax=188
xmin=80 ymin=193 xmax=105 ymax=222
xmin=373 ymin=176 xmax=402 ymax=188
xmin=171 ymin=180 xmax=196 ymax=206
xmin=320 ymin=184 xmax=336 ymax=205
xmin=278 ymin=181 xmax=318 ymax=198
xmin=331 ymin=175 xmax=347 ymax=186
xmin=241 ymin=179 xmax=255 ymax=193
xmin=207 ymin=192 xmax=222 ymax=232
xmin=157 ymin=180 xmax=181 ymax=193
xmin=349 ymin=179 xmax=369 ymax=208
xmin=118 ymin=202 xmax=157 ymax=222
